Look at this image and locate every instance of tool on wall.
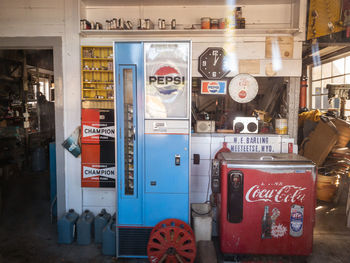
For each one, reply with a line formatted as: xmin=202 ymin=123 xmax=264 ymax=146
xmin=327 ymin=84 xmax=350 ymax=120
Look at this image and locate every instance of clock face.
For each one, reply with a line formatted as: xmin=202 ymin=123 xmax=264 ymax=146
xmin=198 ymin=47 xmax=230 ymax=80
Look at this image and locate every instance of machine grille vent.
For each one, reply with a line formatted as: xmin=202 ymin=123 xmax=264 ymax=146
xmin=118 ymin=228 xmax=152 ymax=256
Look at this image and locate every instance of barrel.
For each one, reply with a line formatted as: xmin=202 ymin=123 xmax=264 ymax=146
xmin=102 ymin=214 xmax=116 ymax=256
xmin=77 ymin=210 xmax=95 ymax=245
xmin=57 ymin=209 xmax=79 ymax=244
xmin=316 ymin=174 xmax=338 ymax=202
xmin=94 ymin=209 xmax=111 ymax=244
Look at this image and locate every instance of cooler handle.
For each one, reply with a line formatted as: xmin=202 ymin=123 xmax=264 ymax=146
xmin=260 ymin=156 xmax=274 ymax=160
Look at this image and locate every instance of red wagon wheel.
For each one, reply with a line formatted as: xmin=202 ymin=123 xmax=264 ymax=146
xmin=150 ymin=218 xmax=194 ymax=237
xmin=147 ymin=226 xmax=196 ymax=263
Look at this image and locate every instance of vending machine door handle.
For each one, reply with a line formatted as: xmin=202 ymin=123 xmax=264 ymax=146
xmin=260 ymin=156 xmax=274 ymax=161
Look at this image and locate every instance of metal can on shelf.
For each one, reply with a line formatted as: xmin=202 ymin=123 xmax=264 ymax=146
xmin=210 ymin=19 xmax=219 ymax=29
xmin=171 ymin=19 xmax=176 ymax=29
xmin=201 ymin=17 xmax=210 ymax=29
xmin=145 ymin=19 xmax=150 ymax=29
xmin=219 ymin=18 xmax=226 ymax=29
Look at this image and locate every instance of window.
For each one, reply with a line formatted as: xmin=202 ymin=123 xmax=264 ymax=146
xmin=309 ymin=56 xmax=350 ymax=117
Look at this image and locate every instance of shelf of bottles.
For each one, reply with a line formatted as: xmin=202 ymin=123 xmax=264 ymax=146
xmin=81 ymin=46 xmax=114 ymax=102
xmin=124 ymin=104 xmax=134 ymax=195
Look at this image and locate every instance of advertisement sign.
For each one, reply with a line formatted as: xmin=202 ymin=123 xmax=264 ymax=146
xmin=145 ymin=42 xmax=189 ymax=119
xmin=81 ymin=109 xmax=115 ymax=143
xmin=226 ymin=135 xmax=281 ymax=153
xmin=81 ymin=143 xmax=115 ymax=188
xmin=201 ymin=80 xmax=227 ymax=94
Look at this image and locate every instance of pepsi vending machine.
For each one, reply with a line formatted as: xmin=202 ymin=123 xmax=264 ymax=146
xmin=115 ymin=41 xmax=191 ymax=258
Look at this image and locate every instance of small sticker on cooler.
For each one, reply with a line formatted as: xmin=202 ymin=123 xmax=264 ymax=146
xmin=290 ymin=204 xmax=304 ymax=237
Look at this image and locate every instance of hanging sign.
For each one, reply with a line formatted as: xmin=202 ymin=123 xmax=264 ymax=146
xmin=201 ymin=80 xmax=227 ymax=94
xmin=229 ymin=73 xmax=258 ymax=103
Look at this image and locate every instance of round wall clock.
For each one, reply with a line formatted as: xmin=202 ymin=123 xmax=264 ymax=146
xmin=198 ymin=47 xmax=230 ymax=80
xmin=228 ymin=73 xmax=258 ymax=103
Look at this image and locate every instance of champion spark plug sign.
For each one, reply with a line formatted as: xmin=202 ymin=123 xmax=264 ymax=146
xmin=82 ymin=124 xmax=115 ymax=139
xmin=81 ymin=109 xmax=115 ymax=143
xmin=81 ymin=143 xmax=115 ymax=188
xmin=201 ymin=80 xmax=227 ymax=94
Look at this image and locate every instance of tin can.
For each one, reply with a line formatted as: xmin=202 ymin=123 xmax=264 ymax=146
xmin=201 ymin=17 xmax=210 ymax=29
xmin=127 ymin=21 xmax=133 ymax=30
xmin=210 ymin=19 xmax=219 ymax=29
xmin=145 ymin=19 xmax=150 ymax=29
xmin=171 ymin=19 xmax=176 ymax=29
xmin=275 ymin=118 xmax=288 ymax=134
xmin=118 ymin=18 xmax=124 ymax=29
xmin=138 ymin=19 xmax=146 ymax=29
xmin=80 ymin=20 xmax=85 ymax=30
xmin=219 ymin=18 xmax=226 ymax=29
xmin=112 ymin=18 xmax=118 ymax=30
xmin=105 ymin=20 xmax=110 ymax=30
xmin=96 ymin=22 xmax=102 ymax=30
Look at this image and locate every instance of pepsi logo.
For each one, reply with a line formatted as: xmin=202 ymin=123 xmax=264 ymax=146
xmin=149 ymin=66 xmax=185 ymax=95
xmin=208 ymin=82 xmax=220 ymax=93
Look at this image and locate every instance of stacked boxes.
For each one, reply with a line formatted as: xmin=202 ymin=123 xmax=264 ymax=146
xmin=81 ymin=109 xmax=115 ymax=187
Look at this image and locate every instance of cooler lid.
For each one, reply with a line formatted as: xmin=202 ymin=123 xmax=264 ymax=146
xmin=219 ymin=152 xmax=313 ymax=164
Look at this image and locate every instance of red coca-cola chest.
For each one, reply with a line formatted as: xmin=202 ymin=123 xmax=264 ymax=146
xmin=215 ymin=152 xmax=316 ymax=255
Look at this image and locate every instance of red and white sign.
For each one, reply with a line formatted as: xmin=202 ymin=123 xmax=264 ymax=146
xmin=228 ymin=73 xmax=258 ymax=103
xmin=245 ymin=184 xmax=307 ymax=203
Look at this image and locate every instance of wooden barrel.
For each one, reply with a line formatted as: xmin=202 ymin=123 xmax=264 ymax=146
xmin=316 ymin=174 xmax=338 ymax=202
xmin=332 ymin=119 xmax=350 ymax=147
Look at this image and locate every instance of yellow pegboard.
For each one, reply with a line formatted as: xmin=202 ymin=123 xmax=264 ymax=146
xmin=307 ymin=0 xmax=343 ymax=40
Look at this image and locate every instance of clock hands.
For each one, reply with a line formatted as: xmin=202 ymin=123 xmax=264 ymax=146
xmin=213 ymin=52 xmax=220 ymax=66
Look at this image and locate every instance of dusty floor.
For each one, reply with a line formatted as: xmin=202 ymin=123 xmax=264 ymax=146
xmin=0 ymin=171 xmax=350 ymax=263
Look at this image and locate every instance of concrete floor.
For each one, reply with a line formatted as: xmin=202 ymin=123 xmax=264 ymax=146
xmin=0 ymin=171 xmax=350 ymax=263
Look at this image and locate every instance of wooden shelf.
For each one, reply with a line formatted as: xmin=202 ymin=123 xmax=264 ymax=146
xmin=82 ymin=57 xmax=113 ymax=61
xmin=83 ymin=88 xmax=114 ymax=91
xmin=83 ymin=81 xmax=114 ymax=84
xmin=82 ymin=69 xmax=113 ymax=72
xmin=80 ymin=28 xmax=300 ymax=36
xmin=82 ymin=98 xmax=114 ymax=101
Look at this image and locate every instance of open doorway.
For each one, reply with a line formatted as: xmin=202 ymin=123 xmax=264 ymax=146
xmin=0 ymin=48 xmax=55 ymax=212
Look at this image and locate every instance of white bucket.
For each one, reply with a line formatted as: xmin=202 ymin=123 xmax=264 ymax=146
xmin=275 ymin=118 xmax=288 ymax=134
xmin=191 ymin=203 xmax=213 ymax=242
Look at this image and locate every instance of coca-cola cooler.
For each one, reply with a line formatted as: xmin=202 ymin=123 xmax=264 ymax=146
xmin=213 ymin=152 xmax=316 ymax=255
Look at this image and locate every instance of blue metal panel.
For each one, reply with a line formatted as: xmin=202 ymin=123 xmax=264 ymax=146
xmin=144 ymin=193 xmax=189 ymax=226
xmin=145 ymin=134 xmax=189 ymax=194
xmin=115 ymin=42 xmax=144 ymax=226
